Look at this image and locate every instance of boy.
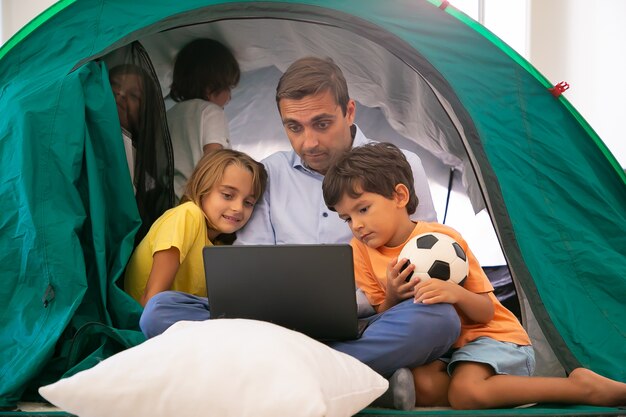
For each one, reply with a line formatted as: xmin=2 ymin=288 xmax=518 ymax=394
xmin=322 ymin=142 xmax=626 ymax=409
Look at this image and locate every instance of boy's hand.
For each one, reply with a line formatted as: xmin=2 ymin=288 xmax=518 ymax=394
xmin=415 ymin=278 xmax=496 ymax=324
xmin=384 ymin=257 xmax=419 ymax=307
xmin=414 ymin=278 xmax=463 ymax=305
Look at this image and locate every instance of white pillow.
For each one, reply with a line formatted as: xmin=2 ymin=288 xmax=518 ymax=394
xmin=39 ymin=319 xmax=388 ymax=417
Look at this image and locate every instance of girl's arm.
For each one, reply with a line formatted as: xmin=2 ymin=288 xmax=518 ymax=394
xmin=414 ymin=280 xmax=494 ymax=324
xmin=140 ymin=247 xmax=181 ymax=307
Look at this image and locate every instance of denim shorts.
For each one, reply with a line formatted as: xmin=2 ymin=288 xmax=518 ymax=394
xmin=442 ymin=336 xmax=536 ymax=376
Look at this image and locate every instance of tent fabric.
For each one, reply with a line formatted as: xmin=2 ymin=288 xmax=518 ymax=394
xmin=0 ymin=60 xmax=144 ymax=405
xmin=0 ymin=0 xmax=625 ymax=409
xmin=106 ymin=41 xmax=176 ymax=245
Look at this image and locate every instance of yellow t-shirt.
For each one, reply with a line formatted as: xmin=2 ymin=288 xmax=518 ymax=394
xmin=125 ymin=201 xmax=212 ymax=302
xmin=351 ymin=221 xmax=531 ymax=348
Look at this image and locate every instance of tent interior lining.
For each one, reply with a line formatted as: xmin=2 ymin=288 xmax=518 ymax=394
xmin=103 ymin=15 xmax=566 ymax=377
xmin=115 ymin=17 xmax=499 ymax=255
xmin=102 ymin=5 xmax=584 ymax=370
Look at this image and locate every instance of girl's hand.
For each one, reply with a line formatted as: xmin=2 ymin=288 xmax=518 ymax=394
xmin=414 ymin=278 xmax=463 ymax=305
xmin=384 ymin=257 xmax=419 ymax=308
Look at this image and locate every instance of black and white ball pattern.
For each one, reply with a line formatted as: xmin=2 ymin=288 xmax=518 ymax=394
xmin=399 ymin=232 xmax=468 ymax=285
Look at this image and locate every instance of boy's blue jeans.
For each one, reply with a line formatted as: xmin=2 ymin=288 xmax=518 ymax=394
xmin=140 ymin=291 xmax=460 ymax=378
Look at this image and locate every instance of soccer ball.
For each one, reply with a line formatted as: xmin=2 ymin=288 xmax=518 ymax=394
xmin=399 ymin=232 xmax=468 ymax=285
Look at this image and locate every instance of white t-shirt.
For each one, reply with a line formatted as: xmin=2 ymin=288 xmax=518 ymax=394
xmin=167 ymin=99 xmax=231 ymax=200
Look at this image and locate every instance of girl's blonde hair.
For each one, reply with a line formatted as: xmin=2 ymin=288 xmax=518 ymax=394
xmin=181 ymin=149 xmax=267 ymax=233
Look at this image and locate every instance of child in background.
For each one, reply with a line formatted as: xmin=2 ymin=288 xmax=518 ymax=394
xmin=322 ymin=142 xmax=626 ymax=410
xmin=109 ymin=64 xmax=148 ymax=188
xmin=167 ymin=38 xmax=240 ymax=200
xmin=125 ymin=149 xmax=266 ymax=308
xmin=109 ymin=62 xmax=175 ymax=245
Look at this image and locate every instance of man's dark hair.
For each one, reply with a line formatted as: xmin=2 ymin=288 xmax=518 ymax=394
xmin=170 ymin=38 xmax=240 ymax=102
xmin=276 ymin=56 xmax=350 ymax=115
xmin=323 ymin=142 xmax=419 ymax=214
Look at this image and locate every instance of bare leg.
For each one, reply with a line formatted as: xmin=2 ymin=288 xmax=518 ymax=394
xmin=449 ymin=363 xmax=626 ymax=410
xmin=567 ymin=368 xmax=626 ymax=407
xmin=412 ymin=360 xmax=451 ymax=406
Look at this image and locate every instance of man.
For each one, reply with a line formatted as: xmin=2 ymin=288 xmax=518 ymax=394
xmin=235 ymin=57 xmax=459 ymax=410
xmin=235 ymin=57 xmax=436 ymax=246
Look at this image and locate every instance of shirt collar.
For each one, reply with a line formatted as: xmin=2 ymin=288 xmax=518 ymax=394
xmin=352 ymin=124 xmax=368 ymax=147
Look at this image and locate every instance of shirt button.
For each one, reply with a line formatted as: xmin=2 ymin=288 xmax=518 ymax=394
xmin=322 ymin=212 xmax=329 ymax=217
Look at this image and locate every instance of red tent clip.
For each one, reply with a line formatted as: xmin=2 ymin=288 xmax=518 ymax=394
xmin=439 ymin=1 xmax=450 ymax=10
xmin=549 ymin=81 xmax=569 ymax=98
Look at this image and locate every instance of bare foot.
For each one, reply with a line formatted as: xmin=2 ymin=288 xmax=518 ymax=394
xmin=568 ymin=368 xmax=626 ymax=407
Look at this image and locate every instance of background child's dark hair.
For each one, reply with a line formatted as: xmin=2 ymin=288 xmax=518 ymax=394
xmin=170 ymin=38 xmax=240 ymax=102
xmin=322 ymin=142 xmax=419 ymax=214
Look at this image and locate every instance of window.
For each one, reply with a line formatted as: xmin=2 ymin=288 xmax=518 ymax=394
xmin=452 ymin=0 xmax=529 ymax=57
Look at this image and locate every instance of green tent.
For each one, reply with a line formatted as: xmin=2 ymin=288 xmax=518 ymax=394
xmin=1 ymin=0 xmax=624 ymax=414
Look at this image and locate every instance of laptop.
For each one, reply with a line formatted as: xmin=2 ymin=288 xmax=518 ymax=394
xmin=203 ymin=244 xmax=359 ymax=341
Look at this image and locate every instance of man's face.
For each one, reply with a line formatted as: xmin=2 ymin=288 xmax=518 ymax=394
xmin=278 ymin=90 xmax=355 ymax=175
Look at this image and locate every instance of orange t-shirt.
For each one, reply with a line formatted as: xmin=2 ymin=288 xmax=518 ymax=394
xmin=351 ymin=221 xmax=531 ymax=348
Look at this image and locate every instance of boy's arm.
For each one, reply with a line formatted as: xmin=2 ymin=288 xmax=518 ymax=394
xmin=140 ymin=247 xmax=181 ymax=307
xmin=453 ymin=290 xmax=494 ymax=323
xmin=351 ymin=241 xmax=389 ymax=311
xmin=415 ymin=280 xmax=494 ymax=323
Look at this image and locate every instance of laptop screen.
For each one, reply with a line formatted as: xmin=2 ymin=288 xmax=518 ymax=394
xmin=203 ymin=244 xmax=359 ymax=341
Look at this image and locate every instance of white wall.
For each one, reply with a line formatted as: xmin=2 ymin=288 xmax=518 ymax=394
xmin=529 ymin=0 xmax=626 ymax=168
xmin=0 ymin=0 xmax=56 ymax=43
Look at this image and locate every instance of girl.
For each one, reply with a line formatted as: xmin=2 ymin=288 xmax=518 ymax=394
xmin=110 ymin=64 xmax=145 ymax=143
xmin=109 ymin=60 xmax=175 ymax=245
xmin=166 ymin=38 xmax=241 ymax=200
xmin=125 ymin=149 xmax=267 ymax=307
